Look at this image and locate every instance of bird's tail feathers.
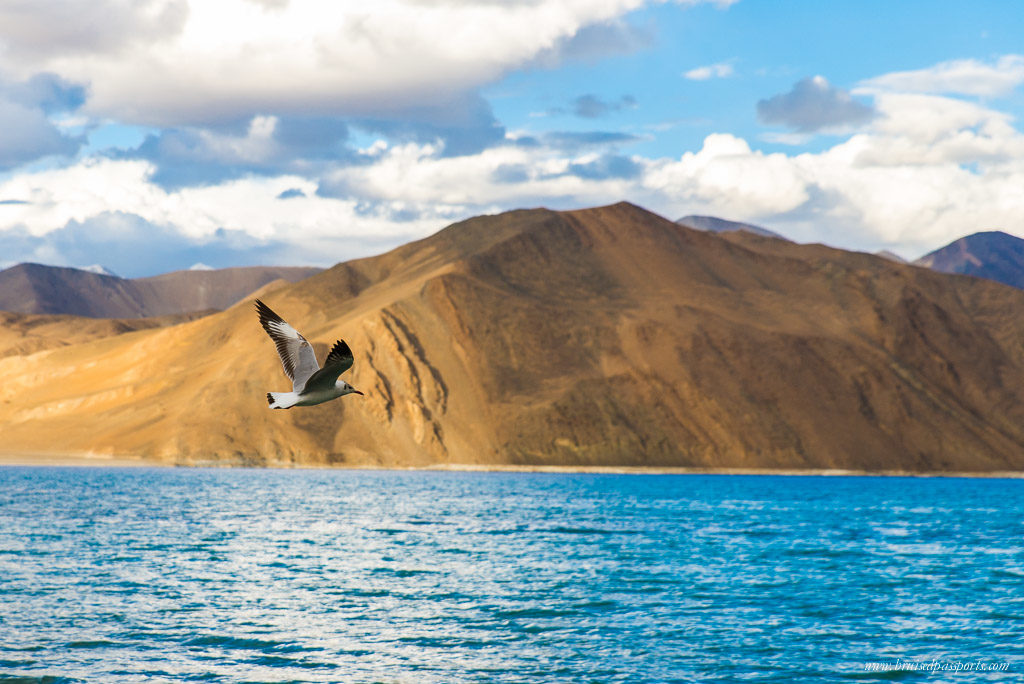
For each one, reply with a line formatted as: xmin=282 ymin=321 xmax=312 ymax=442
xmin=267 ymin=391 xmax=300 ymax=409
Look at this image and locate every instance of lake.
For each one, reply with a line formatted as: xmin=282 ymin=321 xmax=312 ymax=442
xmin=1 ymin=468 xmax=1022 ymax=682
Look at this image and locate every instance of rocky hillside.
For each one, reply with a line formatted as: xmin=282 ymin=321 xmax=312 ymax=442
xmin=3 ymin=203 xmax=1024 ymax=471
xmin=0 ymin=263 xmax=321 ymax=317
xmin=915 ymin=231 xmax=1024 ymax=291
xmin=0 ymin=309 xmax=214 ymax=360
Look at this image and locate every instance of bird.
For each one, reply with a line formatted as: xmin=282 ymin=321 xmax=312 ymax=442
xmin=255 ymin=299 xmax=363 ymax=409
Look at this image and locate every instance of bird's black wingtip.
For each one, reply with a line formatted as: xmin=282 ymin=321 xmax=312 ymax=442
xmin=254 ymin=299 xmax=283 ymax=326
xmin=324 ymin=338 xmax=354 ymax=368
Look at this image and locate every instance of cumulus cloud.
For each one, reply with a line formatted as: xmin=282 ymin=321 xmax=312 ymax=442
xmin=312 ymin=87 xmax=1024 ymax=259
xmin=0 ymin=1 xmax=708 ymax=189
xmin=0 ymin=211 xmax=308 ymax=277
xmin=0 ymin=0 xmax=188 ymax=63
xmin=0 ymin=73 xmax=88 ymax=169
xmin=665 ymin=92 xmax=1024 ymax=255
xmin=859 ymin=55 xmax=1024 ymax=97
xmin=566 ymin=153 xmax=641 ymax=180
xmin=102 ymin=91 xmax=505 ymax=191
xmin=3 ymin=40 xmax=1024 ymax=274
xmin=0 ymin=156 xmax=468 ymax=272
xmin=683 ymin=62 xmax=734 ymax=80
xmin=0 ymin=0 xmax=675 ymax=127
xmin=490 ymin=163 xmax=531 ymax=184
xmin=353 ymin=92 xmax=507 ymax=157
xmin=851 ymin=92 xmax=1024 ymax=166
xmin=542 ymin=130 xmax=642 ymax=150
xmin=645 ymin=134 xmax=809 ymax=218
xmin=5 ymin=90 xmax=1024 ymax=273
xmin=570 ymin=94 xmax=637 ymax=118
xmin=8 ymin=72 xmax=87 ymax=113
xmin=120 ymin=114 xmax=356 ymax=189
xmin=757 ymin=76 xmax=875 ymax=133
xmin=530 ymin=17 xmax=655 ymax=67
xmin=0 ymin=101 xmax=82 ymax=169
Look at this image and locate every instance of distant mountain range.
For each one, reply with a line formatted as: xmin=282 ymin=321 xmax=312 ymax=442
xmin=915 ymin=231 xmax=1024 ymax=290
xmin=3 ymin=202 xmax=1024 ymax=471
xmin=0 ymin=309 xmax=211 ymax=360
xmin=5 ymin=223 xmax=1021 ymax=323
xmin=676 ymin=215 xmax=787 ymax=240
xmin=0 ymin=263 xmax=322 ymax=318
xmin=679 ymin=216 xmax=1024 ymax=289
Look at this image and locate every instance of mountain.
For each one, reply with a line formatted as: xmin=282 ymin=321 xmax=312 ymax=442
xmin=915 ymin=231 xmax=1024 ymax=290
xmin=0 ymin=263 xmax=322 ymax=317
xmin=0 ymin=309 xmax=214 ymax=360
xmin=131 ymin=266 xmax=323 ymax=315
xmin=676 ymin=215 xmax=786 ymax=240
xmin=3 ymin=202 xmax=1024 ymax=471
xmin=81 ymin=265 xmax=119 ymax=276
xmin=875 ymin=250 xmax=907 ymax=263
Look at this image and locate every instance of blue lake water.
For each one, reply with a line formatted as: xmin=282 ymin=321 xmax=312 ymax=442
xmin=1 ymin=468 xmax=1023 ymax=683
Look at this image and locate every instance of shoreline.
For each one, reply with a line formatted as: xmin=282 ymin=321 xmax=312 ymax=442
xmin=0 ymin=451 xmax=153 ymax=467
xmin=1 ymin=451 xmax=1022 ymax=478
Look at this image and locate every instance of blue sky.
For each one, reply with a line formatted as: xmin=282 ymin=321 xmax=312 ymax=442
xmin=1 ymin=0 xmax=1023 ymax=276
xmin=490 ymin=0 xmax=1024 ymax=153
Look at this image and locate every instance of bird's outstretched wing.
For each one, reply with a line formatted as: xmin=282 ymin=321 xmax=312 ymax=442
xmin=302 ymin=339 xmax=354 ymax=393
xmin=255 ymin=299 xmax=320 ymax=392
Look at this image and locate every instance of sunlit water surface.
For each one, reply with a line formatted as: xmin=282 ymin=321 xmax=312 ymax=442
xmin=1 ymin=468 xmax=1023 ymax=682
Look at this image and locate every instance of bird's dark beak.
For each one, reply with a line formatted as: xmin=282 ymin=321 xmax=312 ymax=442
xmin=353 ymin=389 xmax=364 ymax=396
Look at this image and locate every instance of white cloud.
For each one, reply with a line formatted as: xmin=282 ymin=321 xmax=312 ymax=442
xmin=757 ymin=76 xmax=875 ymax=133
xmin=683 ymin=61 xmax=734 ymax=80
xmin=760 ymin=131 xmax=813 ymax=146
xmin=0 ymin=156 xmax=471 ymax=266
xmin=845 ymin=92 xmax=1024 ymax=167
xmin=0 ymin=73 xmax=87 ymax=168
xmin=0 ymin=0 xmax=188 ymax=62
xmin=858 ymin=55 xmax=1024 ymax=97
xmin=644 ymin=134 xmax=810 ymax=217
xmin=0 ymin=0 xmax=675 ymax=126
xmin=0 ymin=100 xmax=81 ymax=167
xmin=3 ymin=47 xmax=1024 ymax=271
xmin=6 ymin=82 xmax=1024 ymax=268
xmin=319 ymin=138 xmax=653 ymax=214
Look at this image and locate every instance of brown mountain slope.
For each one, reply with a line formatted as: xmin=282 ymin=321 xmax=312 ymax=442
xmin=2 ymin=202 xmax=1024 ymax=471
xmin=0 ymin=263 xmax=322 ymax=317
xmin=0 ymin=309 xmax=216 ymax=360
xmin=0 ymin=264 xmax=144 ymax=317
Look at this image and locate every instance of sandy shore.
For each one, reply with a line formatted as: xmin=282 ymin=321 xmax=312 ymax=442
xmin=1 ymin=451 xmax=1022 ymax=477
xmin=0 ymin=451 xmax=155 ymax=467
xmin=427 ymin=464 xmax=1024 ymax=478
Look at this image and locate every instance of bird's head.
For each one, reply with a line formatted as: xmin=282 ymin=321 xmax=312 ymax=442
xmin=337 ymin=380 xmax=364 ymax=396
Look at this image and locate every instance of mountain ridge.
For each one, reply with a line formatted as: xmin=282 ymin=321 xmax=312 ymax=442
xmin=0 ymin=263 xmax=323 ymax=317
xmin=915 ymin=230 xmax=1024 ymax=290
xmin=2 ymin=202 xmax=1024 ymax=471
xmin=676 ymin=214 xmax=787 ymax=240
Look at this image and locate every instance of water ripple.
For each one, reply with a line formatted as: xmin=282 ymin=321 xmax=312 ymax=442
xmin=1 ymin=469 xmax=1023 ymax=682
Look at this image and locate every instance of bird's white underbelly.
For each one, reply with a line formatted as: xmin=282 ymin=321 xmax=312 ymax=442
xmin=295 ymin=387 xmax=343 ymax=406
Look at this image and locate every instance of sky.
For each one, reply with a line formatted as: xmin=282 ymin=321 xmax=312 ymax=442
xmin=1 ymin=0 xmax=1024 ymax=277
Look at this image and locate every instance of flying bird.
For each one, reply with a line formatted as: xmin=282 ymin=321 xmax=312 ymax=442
xmin=255 ymin=299 xmax=363 ymax=409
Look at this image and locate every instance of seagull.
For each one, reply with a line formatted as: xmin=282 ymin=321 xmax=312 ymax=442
xmin=255 ymin=299 xmax=363 ymax=409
